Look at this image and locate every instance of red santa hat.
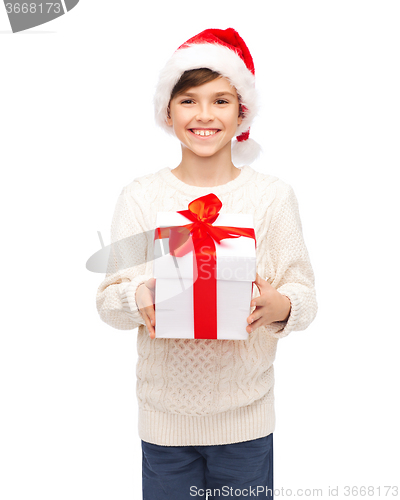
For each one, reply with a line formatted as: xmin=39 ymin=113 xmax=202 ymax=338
xmin=154 ymin=28 xmax=262 ymax=166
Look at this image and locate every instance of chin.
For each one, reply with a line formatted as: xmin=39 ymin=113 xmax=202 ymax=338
xmin=191 ymin=149 xmax=220 ymax=158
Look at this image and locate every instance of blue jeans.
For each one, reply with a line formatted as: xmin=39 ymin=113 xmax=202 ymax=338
xmin=142 ymin=434 xmax=273 ymax=499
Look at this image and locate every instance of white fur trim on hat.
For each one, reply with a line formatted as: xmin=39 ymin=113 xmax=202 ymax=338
xmin=232 ymin=137 xmax=262 ymax=166
xmin=154 ymin=43 xmax=260 ymax=139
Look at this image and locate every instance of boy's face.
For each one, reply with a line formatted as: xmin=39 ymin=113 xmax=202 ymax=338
xmin=166 ymin=76 xmax=243 ymax=160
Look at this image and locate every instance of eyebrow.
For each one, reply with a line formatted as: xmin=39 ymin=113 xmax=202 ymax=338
xmin=180 ymin=91 xmax=237 ymax=98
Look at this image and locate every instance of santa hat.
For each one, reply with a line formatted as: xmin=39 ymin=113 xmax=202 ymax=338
xmin=154 ymin=28 xmax=262 ymax=166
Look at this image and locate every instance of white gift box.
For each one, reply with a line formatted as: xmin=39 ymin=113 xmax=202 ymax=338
xmin=153 ymin=212 xmax=256 ymax=340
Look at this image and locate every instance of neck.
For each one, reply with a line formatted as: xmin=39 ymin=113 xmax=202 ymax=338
xmin=172 ymin=142 xmax=240 ymax=187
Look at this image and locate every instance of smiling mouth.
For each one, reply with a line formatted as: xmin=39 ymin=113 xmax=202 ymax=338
xmin=189 ymin=129 xmax=220 ymax=137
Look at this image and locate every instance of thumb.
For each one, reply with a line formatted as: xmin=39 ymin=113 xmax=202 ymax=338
xmin=145 ymin=277 xmax=156 ymax=290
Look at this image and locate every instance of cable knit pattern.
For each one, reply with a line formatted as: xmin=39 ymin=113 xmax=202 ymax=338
xmin=96 ymin=165 xmax=317 ymax=446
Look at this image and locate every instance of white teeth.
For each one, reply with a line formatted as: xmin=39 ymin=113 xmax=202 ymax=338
xmin=192 ymin=129 xmax=217 ymax=136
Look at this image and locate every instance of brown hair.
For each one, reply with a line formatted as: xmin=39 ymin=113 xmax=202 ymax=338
xmin=167 ymin=68 xmax=244 ymax=118
xmin=170 ymin=68 xmax=221 ymax=100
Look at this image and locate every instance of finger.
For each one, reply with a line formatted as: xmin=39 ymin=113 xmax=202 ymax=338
xmin=255 ymin=273 xmax=268 ymax=287
xmin=149 ymin=326 xmax=156 ymax=339
xmin=246 ymin=316 xmax=266 ymax=333
xmin=253 ymin=276 xmax=260 ymax=292
xmin=149 ymin=309 xmax=156 ymax=337
xmin=247 ymin=309 xmax=262 ymax=326
xmin=142 ymin=313 xmax=151 ymax=333
xmin=143 ymin=312 xmax=156 ymax=339
xmin=253 ymin=272 xmax=265 ymax=292
xmin=250 ymin=295 xmax=266 ymax=309
xmin=142 ymin=305 xmax=156 ymax=324
xmin=149 ymin=310 xmax=156 ymax=331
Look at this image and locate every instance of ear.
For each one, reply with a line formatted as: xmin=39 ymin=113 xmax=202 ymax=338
xmin=166 ymin=103 xmax=173 ymax=127
xmin=237 ymin=102 xmax=243 ymax=126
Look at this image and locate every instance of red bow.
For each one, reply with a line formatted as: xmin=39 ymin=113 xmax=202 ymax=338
xmin=154 ymin=193 xmax=256 ymax=339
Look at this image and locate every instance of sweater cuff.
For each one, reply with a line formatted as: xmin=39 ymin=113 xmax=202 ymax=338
xmin=266 ymin=289 xmax=301 ymax=339
xmin=118 ymin=274 xmax=153 ymax=326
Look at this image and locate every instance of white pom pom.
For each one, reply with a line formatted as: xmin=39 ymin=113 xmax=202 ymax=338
xmin=231 ymin=138 xmax=262 ymax=166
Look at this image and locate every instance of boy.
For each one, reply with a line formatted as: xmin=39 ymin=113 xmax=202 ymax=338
xmin=97 ymin=28 xmax=317 ymax=500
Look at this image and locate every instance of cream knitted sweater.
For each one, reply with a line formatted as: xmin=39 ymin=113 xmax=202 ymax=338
xmin=96 ymin=165 xmax=317 ymax=446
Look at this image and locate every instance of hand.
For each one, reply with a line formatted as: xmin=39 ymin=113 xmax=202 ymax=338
xmin=135 ymin=278 xmax=156 ymax=339
xmin=246 ymin=273 xmax=291 ymax=333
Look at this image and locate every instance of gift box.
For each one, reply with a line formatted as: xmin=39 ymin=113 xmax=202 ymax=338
xmin=153 ymin=193 xmax=257 ymax=340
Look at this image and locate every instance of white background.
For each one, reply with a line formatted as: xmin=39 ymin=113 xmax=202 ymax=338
xmin=1 ymin=1 xmax=399 ymax=499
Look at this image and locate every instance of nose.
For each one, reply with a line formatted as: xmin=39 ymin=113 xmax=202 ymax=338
xmin=195 ymin=104 xmax=214 ymax=122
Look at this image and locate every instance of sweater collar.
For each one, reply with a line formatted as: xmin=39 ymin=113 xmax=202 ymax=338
xmin=158 ymin=165 xmax=255 ymax=196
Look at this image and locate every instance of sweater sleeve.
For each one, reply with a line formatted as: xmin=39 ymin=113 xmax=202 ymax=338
xmin=263 ymin=181 xmax=318 ymax=339
xmin=96 ymin=185 xmax=153 ymax=330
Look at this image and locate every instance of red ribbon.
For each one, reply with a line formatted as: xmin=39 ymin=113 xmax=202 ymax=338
xmin=154 ymin=193 xmax=256 ymax=339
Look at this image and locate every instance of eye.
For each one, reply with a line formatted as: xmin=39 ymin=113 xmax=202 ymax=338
xmin=180 ymin=99 xmax=194 ymax=104
xmin=215 ymin=99 xmax=229 ymax=105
